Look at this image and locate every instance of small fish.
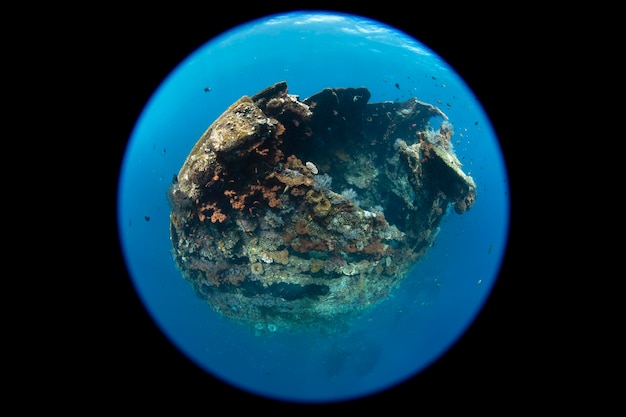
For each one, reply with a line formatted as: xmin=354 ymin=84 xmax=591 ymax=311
xmin=488 ymin=244 xmax=493 ymax=254
xmin=144 ymin=216 xmax=151 ymax=222
xmin=204 ymin=86 xmax=212 ymax=93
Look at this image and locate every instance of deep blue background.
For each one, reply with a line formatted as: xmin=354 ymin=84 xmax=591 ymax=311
xmin=116 ymin=11 xmax=510 ymax=405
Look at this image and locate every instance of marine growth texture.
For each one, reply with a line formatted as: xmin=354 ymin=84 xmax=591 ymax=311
xmin=167 ymin=81 xmax=476 ymax=332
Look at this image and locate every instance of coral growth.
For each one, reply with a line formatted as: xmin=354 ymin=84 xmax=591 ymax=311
xmin=305 ymin=189 xmax=331 ymax=217
xmin=250 ymin=262 xmax=264 ymax=275
xmin=312 ymin=174 xmax=333 ymax=190
xmin=168 ymin=81 xmax=476 ymax=331
xmin=291 ymin=237 xmax=329 ymax=253
xmin=197 ymin=201 xmax=227 ymax=223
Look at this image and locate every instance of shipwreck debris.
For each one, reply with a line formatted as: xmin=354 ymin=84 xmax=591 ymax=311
xmin=167 ymin=81 xmax=476 ymax=331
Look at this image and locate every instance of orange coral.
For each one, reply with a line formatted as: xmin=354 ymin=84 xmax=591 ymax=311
xmin=230 ymin=197 xmax=247 ymax=211
xmin=223 ymin=189 xmax=247 ymax=211
xmin=198 ymin=201 xmax=227 ymax=223
xmin=262 ymin=185 xmax=282 ymax=208
xmin=271 ymin=148 xmax=284 ymax=165
xmin=275 ymin=122 xmax=286 ymax=137
xmin=211 ymin=210 xmax=227 ymax=223
xmin=285 ymin=154 xmax=306 ymax=170
xmin=267 ymin=195 xmax=281 ymax=208
xmin=255 ymin=147 xmax=269 ymax=156
xmin=245 ymin=184 xmax=282 ymax=209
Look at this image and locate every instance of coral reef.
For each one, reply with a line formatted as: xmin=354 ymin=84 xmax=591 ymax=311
xmin=167 ymin=81 xmax=476 ymax=331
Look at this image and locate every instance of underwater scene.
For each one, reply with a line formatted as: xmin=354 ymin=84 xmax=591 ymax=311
xmin=117 ymin=11 xmax=510 ymax=404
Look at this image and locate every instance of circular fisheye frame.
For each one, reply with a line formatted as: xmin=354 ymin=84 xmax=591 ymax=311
xmin=117 ymin=11 xmax=510 ymax=404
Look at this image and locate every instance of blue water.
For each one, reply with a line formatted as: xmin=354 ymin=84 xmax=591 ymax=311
xmin=117 ymin=11 xmax=509 ymax=404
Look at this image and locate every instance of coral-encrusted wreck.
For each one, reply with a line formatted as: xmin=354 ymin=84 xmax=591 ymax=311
xmin=168 ymin=81 xmax=476 ymax=331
